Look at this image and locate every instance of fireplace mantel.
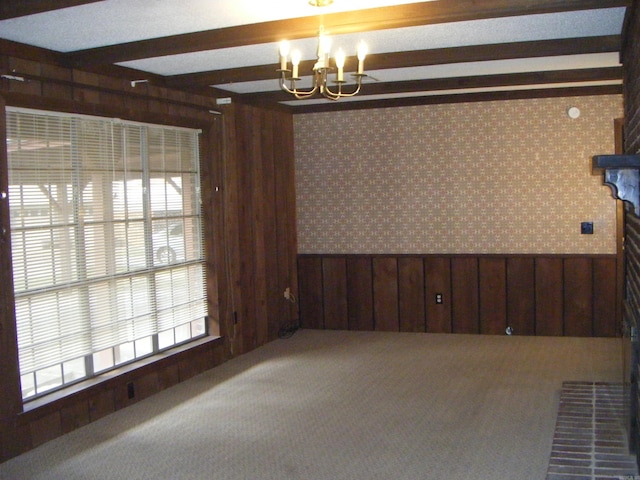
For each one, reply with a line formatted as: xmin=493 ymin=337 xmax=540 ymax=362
xmin=593 ymin=155 xmax=640 ymax=215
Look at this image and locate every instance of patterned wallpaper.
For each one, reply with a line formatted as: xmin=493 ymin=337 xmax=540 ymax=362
xmin=294 ymin=95 xmax=623 ymax=254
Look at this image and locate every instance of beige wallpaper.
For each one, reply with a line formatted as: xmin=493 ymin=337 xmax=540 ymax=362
xmin=294 ymin=95 xmax=623 ymax=254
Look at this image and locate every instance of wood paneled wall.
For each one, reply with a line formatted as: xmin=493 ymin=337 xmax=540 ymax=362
xmin=0 ymin=48 xmax=297 ymax=461
xmin=621 ymin=0 xmax=640 ymax=461
xmin=219 ymin=103 xmax=298 ymax=356
xmin=298 ymin=254 xmax=618 ymax=337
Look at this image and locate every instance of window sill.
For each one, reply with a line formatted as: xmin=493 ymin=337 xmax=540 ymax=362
xmin=20 ymin=335 xmax=224 ymax=419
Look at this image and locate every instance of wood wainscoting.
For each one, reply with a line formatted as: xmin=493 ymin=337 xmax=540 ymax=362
xmin=297 ymin=254 xmax=619 ymax=337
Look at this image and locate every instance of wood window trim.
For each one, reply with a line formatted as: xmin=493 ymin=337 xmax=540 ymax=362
xmin=18 ymin=334 xmax=224 ymax=423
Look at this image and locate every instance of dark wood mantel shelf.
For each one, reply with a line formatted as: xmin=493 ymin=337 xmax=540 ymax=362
xmin=593 ymin=154 xmax=640 ymax=215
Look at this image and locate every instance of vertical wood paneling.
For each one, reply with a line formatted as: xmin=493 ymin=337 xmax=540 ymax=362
xmin=201 ymin=120 xmax=223 ymax=338
xmin=323 ymin=257 xmax=349 ymax=330
xmin=261 ymin=112 xmax=290 ymax=342
xmin=621 ymin=12 xmax=640 ymax=459
xmin=346 ymin=257 xmax=374 ymax=331
xmin=250 ymin=107 xmax=268 ymax=348
xmin=0 ymin=96 xmax=22 ymax=461
xmin=99 ymin=76 xmax=126 ymax=111
xmin=398 ymin=257 xmax=426 ymax=332
xmin=451 ymin=257 xmax=479 ymax=334
xmin=425 ymin=256 xmax=452 ymax=333
xmin=624 ymin=3 xmax=640 ymax=155
xmin=506 ymin=257 xmax=535 ymax=335
xmin=479 ymin=258 xmax=507 ymax=335
xmin=230 ymin=104 xmax=298 ymax=351
xmin=297 ymin=257 xmax=324 ymax=329
xmin=564 ymin=257 xmax=594 ymax=337
xmin=373 ymin=257 xmax=399 ymax=331
xmin=261 ymin=109 xmax=280 ymax=342
xmin=615 ymin=199 xmax=625 ymax=333
xmin=625 ymin=212 xmax=640 ymax=457
xmin=273 ymin=111 xmax=299 ymax=334
xmin=158 ymin=363 xmax=181 ymax=391
xmin=5 ymin=83 xmax=298 ymax=360
xmin=8 ymin=58 xmax=41 ymax=96
xmin=220 ymin=107 xmax=242 ymax=355
xmin=72 ymin=69 xmax=101 ymax=104
xmin=0 ymin=60 xmax=299 ymax=462
xmin=535 ymin=257 xmax=564 ymax=336
xmin=41 ymin=64 xmax=73 ymax=100
xmin=177 ymin=343 xmax=211 ymax=381
xmin=300 ymin=254 xmax=619 ymax=339
xmin=593 ymin=256 xmax=618 ymax=337
xmin=60 ymin=401 xmax=90 ymax=435
xmin=29 ymin=412 xmax=62 ymax=448
xmin=88 ymin=389 xmax=116 ymax=423
xmin=234 ymin=104 xmax=254 ymax=353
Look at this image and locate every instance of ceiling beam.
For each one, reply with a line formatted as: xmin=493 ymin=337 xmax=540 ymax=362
xmin=62 ymin=0 xmax=630 ymax=68
xmin=359 ymin=67 xmax=623 ymax=95
xmin=289 ymin=84 xmax=622 ymax=113
xmin=240 ymin=67 xmax=623 ymax=104
xmin=0 ymin=1 xmax=101 ymax=20
xmin=0 ymin=38 xmax=60 ymax=63
xmin=166 ymin=35 xmax=621 ymax=88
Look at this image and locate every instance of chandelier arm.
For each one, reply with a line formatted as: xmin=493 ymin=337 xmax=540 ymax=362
xmin=277 ymin=30 xmax=367 ymax=101
xmin=294 ymin=88 xmax=320 ymax=100
xmin=280 ymin=75 xmax=319 ymax=98
xmin=322 ymin=89 xmax=340 ymax=101
xmin=321 ymin=75 xmax=365 ymax=99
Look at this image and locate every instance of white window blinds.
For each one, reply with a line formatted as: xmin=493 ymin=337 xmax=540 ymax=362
xmin=6 ymin=108 xmax=207 ymax=399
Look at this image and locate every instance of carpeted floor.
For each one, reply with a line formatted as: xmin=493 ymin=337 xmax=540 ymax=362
xmin=0 ymin=330 xmax=627 ymax=480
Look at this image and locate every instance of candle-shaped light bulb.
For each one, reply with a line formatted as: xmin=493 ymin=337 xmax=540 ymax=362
xmin=356 ymin=41 xmax=367 ymax=75
xmin=335 ymin=48 xmax=345 ymax=82
xmin=279 ymin=41 xmax=290 ymax=71
xmin=318 ymin=32 xmax=331 ymax=68
xmin=291 ymin=49 xmax=301 ymax=78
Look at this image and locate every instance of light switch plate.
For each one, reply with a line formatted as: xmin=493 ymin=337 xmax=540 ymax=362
xmin=580 ymin=222 xmax=594 ymax=234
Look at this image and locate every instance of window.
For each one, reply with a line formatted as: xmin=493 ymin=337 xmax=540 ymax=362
xmin=6 ymin=108 xmax=207 ymax=400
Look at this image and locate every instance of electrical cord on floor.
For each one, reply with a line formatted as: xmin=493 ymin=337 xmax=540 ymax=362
xmin=279 ymin=288 xmax=299 ymax=338
xmin=278 ymin=322 xmax=300 ymax=339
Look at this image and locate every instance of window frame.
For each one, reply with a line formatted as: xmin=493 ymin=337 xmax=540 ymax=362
xmin=5 ymin=107 xmax=212 ymax=402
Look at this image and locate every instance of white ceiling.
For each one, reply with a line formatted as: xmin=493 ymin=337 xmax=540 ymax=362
xmin=117 ymin=9 xmax=624 ymax=76
xmin=1 ymin=1 xmax=431 ymax=49
xmin=0 ymin=1 xmax=628 ymax=111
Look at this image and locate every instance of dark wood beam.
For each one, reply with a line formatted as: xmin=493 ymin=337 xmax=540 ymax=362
xmin=166 ymin=35 xmax=621 ymax=88
xmin=365 ymin=35 xmax=621 ymax=71
xmin=361 ymin=66 xmax=623 ymax=95
xmin=0 ymin=0 xmax=101 ymax=20
xmin=0 ymin=39 xmax=60 ymax=63
xmin=288 ymin=84 xmax=622 ymax=114
xmin=62 ymin=0 xmax=630 ymax=68
xmin=240 ymin=67 xmax=623 ymax=105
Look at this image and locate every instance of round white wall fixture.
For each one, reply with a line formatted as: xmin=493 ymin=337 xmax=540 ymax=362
xmin=567 ymin=106 xmax=581 ymax=119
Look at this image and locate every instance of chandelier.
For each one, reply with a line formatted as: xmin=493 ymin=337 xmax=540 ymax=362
xmin=277 ymin=26 xmax=368 ymax=101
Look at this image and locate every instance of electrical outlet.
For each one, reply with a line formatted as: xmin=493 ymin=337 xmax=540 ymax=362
xmin=435 ymin=293 xmax=443 ymax=304
xmin=127 ymin=382 xmax=135 ymax=399
xmin=284 ymin=287 xmax=291 ymax=300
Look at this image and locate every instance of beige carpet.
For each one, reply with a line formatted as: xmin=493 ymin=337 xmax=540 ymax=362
xmin=0 ymin=330 xmax=624 ymax=480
